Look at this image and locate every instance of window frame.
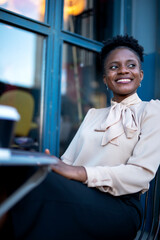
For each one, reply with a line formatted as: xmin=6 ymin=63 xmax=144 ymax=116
xmin=0 ymin=0 xmax=126 ymax=156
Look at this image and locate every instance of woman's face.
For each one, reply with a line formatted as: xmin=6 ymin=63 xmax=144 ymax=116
xmin=103 ymin=47 xmax=144 ymax=102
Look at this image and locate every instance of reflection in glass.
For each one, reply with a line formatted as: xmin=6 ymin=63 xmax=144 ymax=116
xmin=63 ymin=0 xmax=115 ymax=41
xmin=0 ymin=23 xmax=45 ymax=151
xmin=60 ymin=43 xmax=107 ymax=155
xmin=0 ymin=0 xmax=45 ymax=22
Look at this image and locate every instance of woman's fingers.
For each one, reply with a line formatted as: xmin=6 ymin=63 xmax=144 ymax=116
xmin=45 ymin=149 xmax=50 ymax=155
xmin=44 ymin=149 xmax=87 ymax=182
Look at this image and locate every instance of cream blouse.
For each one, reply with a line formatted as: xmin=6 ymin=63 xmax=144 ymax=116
xmin=61 ymin=93 xmax=160 ymax=196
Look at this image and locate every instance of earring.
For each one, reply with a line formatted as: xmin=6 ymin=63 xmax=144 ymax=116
xmin=105 ymin=84 xmax=108 ymax=91
xmin=139 ymin=82 xmax=142 ymax=87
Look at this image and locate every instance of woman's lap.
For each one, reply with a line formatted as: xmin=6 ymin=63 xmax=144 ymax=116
xmin=11 ymin=171 xmax=142 ymax=240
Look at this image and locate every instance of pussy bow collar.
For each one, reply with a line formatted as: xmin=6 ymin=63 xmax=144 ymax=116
xmin=95 ymin=93 xmax=142 ymax=146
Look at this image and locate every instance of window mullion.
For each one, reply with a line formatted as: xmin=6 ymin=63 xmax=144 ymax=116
xmin=0 ymin=8 xmax=50 ymax=35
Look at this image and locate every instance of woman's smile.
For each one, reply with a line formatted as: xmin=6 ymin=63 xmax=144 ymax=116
xmin=116 ymin=78 xmax=132 ymax=83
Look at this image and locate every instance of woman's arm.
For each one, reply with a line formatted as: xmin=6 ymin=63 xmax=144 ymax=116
xmin=44 ymin=110 xmax=94 ymax=182
xmin=84 ymin=100 xmax=160 ymax=195
xmin=45 ymin=149 xmax=87 ymax=182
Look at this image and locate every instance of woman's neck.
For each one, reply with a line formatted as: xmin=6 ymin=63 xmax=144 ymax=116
xmin=112 ymin=92 xmax=137 ymax=103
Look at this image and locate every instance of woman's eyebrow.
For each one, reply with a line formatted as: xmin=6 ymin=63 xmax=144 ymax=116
xmin=108 ymin=59 xmax=137 ymax=64
xmin=126 ymin=59 xmax=137 ymax=62
xmin=107 ymin=61 xmax=119 ymax=65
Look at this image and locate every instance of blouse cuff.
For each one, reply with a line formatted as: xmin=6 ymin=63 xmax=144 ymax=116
xmin=83 ymin=166 xmax=111 ymax=187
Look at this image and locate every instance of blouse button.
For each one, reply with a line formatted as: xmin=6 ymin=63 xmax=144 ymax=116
xmin=92 ymin=178 xmax=97 ymax=183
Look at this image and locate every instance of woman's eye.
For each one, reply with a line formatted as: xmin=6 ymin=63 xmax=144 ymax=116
xmin=110 ymin=65 xmax=118 ymax=70
xmin=128 ymin=63 xmax=136 ymax=68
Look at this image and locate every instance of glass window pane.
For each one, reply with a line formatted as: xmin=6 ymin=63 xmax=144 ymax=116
xmin=0 ymin=23 xmax=45 ymax=151
xmin=63 ymin=0 xmax=117 ymax=41
xmin=131 ymin=0 xmax=160 ymax=101
xmin=60 ymin=43 xmax=107 ymax=155
xmin=0 ymin=0 xmax=46 ymax=22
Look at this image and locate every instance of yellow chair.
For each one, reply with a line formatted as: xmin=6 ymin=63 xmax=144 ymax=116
xmin=0 ymin=89 xmax=37 ymax=136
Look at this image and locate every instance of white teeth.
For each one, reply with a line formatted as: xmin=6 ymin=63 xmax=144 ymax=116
xmin=117 ymin=79 xmax=131 ymax=83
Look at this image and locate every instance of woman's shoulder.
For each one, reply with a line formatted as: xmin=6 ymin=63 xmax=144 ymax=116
xmin=83 ymin=107 xmax=110 ymax=122
xmin=86 ymin=107 xmax=110 ymax=115
xmin=144 ymin=99 xmax=160 ymax=110
xmin=141 ymin=99 xmax=160 ymax=119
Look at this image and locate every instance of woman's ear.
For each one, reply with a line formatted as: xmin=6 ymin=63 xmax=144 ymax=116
xmin=140 ymin=70 xmax=144 ymax=81
xmin=103 ymin=75 xmax=107 ymax=85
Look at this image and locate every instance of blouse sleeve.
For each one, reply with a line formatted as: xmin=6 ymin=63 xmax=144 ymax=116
xmin=61 ymin=109 xmax=93 ymax=165
xmin=84 ymin=100 xmax=160 ymax=196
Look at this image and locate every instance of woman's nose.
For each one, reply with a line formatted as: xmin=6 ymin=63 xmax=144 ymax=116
xmin=118 ymin=65 xmax=129 ymax=74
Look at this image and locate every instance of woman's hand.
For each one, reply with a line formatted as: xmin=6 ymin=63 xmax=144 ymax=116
xmin=45 ymin=149 xmax=87 ymax=182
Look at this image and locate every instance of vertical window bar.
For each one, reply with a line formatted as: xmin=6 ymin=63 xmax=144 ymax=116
xmin=120 ymin=0 xmax=125 ymax=35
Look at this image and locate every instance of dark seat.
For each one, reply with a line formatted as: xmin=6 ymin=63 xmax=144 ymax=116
xmin=135 ymin=167 xmax=160 ymax=240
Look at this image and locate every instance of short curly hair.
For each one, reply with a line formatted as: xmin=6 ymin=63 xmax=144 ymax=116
xmin=100 ymin=35 xmax=144 ymax=73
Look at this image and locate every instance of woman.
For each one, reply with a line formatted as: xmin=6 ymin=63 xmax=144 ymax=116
xmin=10 ymin=35 xmax=160 ymax=240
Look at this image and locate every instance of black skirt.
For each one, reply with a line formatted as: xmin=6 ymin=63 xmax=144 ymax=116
xmin=9 ymin=171 xmax=143 ymax=240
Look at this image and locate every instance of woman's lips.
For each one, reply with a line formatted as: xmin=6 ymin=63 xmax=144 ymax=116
xmin=116 ymin=78 xmax=132 ymax=83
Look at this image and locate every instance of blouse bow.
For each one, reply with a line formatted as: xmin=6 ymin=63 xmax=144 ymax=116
xmin=95 ymin=93 xmax=142 ymax=146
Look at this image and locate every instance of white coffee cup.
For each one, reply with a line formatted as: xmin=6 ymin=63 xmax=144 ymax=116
xmin=0 ymin=105 xmax=20 ymax=148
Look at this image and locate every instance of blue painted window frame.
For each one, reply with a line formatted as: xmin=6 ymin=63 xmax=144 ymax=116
xmin=0 ymin=0 xmax=127 ymax=156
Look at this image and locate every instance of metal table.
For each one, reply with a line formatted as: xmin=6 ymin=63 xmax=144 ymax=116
xmin=0 ymin=148 xmax=57 ymax=218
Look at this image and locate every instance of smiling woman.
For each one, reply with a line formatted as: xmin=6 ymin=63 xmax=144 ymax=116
xmin=8 ymin=35 xmax=160 ymax=240
xmin=103 ymin=48 xmax=144 ymax=102
xmin=102 ymin=35 xmax=144 ymax=102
